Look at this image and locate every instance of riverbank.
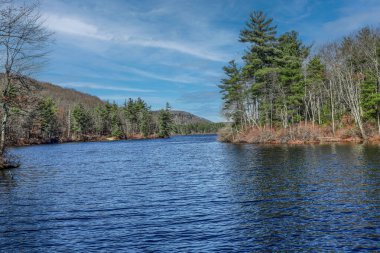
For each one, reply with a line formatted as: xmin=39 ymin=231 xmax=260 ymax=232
xmin=9 ymin=134 xmax=160 ymax=148
xmin=218 ymin=124 xmax=380 ymax=144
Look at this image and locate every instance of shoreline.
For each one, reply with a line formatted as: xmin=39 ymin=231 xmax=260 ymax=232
xmin=218 ymin=125 xmax=380 ymax=145
xmin=223 ymin=137 xmax=378 ymax=145
xmin=8 ymin=132 xmax=219 ymax=149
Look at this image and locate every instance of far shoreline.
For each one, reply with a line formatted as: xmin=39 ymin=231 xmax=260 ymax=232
xmin=9 ymin=133 xmax=219 ymax=149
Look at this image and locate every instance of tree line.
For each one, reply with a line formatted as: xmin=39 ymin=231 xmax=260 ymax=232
xmin=7 ymin=95 xmax=223 ymax=145
xmin=8 ymin=96 xmax=178 ymax=144
xmin=219 ymin=11 xmax=380 ymax=139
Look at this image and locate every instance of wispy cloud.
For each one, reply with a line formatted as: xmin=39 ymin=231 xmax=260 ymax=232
xmin=61 ymin=82 xmax=156 ymax=93
xmin=44 ymin=14 xmax=112 ymax=40
xmin=322 ymin=6 xmax=380 ymax=38
xmin=123 ymin=37 xmax=227 ymax=62
xmin=43 ymin=13 xmax=229 ymax=62
xmin=121 ymin=66 xmax=201 ymax=84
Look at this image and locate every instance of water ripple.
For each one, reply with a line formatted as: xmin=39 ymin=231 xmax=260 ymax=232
xmin=0 ymin=135 xmax=379 ymax=252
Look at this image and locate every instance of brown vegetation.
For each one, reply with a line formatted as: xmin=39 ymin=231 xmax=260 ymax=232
xmin=219 ymin=119 xmax=379 ymax=144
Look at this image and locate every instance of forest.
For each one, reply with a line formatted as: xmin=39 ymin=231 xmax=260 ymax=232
xmin=219 ymin=11 xmax=380 ymax=143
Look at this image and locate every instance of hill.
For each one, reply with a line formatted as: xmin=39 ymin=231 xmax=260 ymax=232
xmin=153 ymin=110 xmax=211 ymax=125
xmin=34 ymin=81 xmax=105 ymax=110
xmin=35 ymin=80 xmax=211 ymax=125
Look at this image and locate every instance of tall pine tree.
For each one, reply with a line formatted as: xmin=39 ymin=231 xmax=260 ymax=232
xmin=239 ymin=11 xmax=278 ymax=127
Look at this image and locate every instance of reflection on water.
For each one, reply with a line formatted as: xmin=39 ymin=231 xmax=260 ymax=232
xmin=0 ymin=136 xmax=379 ymax=252
xmin=221 ymin=144 xmax=379 ymax=251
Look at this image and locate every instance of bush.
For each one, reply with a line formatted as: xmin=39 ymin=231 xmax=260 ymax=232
xmin=218 ymin=127 xmax=235 ymax=142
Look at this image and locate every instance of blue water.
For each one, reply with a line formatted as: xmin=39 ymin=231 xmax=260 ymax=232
xmin=1 ymin=135 xmax=379 ymax=252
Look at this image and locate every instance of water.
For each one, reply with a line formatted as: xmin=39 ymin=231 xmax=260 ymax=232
xmin=1 ymin=135 xmax=379 ymax=252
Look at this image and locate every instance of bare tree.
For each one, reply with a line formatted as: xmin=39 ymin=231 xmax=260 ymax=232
xmin=337 ymin=39 xmax=366 ymax=138
xmin=0 ymin=1 xmax=52 ymax=163
xmin=355 ymin=27 xmax=380 ymax=134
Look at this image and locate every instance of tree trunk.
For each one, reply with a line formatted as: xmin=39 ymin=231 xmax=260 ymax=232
xmin=0 ymin=104 xmax=9 ymax=155
xmin=317 ymin=97 xmax=321 ymax=125
xmin=358 ymin=119 xmax=367 ymax=139
xmin=0 ymin=73 xmax=11 ymax=156
xmin=329 ymin=80 xmax=335 ymax=136
xmin=67 ymin=109 xmax=71 ymax=139
xmin=377 ymin=78 xmax=380 ymax=135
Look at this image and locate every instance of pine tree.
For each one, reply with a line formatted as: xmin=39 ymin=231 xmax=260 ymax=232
xmin=37 ymin=97 xmax=59 ymax=140
xmin=123 ymin=98 xmax=152 ymax=136
xmin=140 ymin=110 xmax=152 ymax=138
xmin=239 ymin=11 xmax=278 ymax=127
xmin=277 ymin=31 xmax=309 ymax=125
xmin=158 ymin=103 xmax=173 ymax=138
xmin=72 ymin=104 xmax=92 ymax=137
xmin=218 ymin=60 xmax=245 ymax=127
xmin=110 ymin=102 xmax=123 ymax=138
xmin=94 ymin=102 xmax=112 ymax=136
xmin=124 ymin=98 xmax=138 ymax=134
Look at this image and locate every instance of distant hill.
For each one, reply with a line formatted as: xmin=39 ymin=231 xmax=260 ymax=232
xmin=152 ymin=110 xmax=212 ymax=125
xmin=33 ymin=81 xmax=104 ymax=110
xmin=171 ymin=110 xmax=212 ymax=124
xmin=33 ymin=80 xmax=212 ymax=125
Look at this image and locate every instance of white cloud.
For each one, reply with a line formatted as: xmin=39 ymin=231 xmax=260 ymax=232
xmin=61 ymin=82 xmax=156 ymax=93
xmin=322 ymin=7 xmax=380 ymax=37
xmin=44 ymin=13 xmax=229 ymax=62
xmin=121 ymin=66 xmax=201 ymax=84
xmin=44 ymin=14 xmax=112 ymax=40
xmin=124 ymin=37 xmax=227 ymax=62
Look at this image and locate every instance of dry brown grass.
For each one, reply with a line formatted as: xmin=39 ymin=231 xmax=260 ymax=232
xmin=220 ymin=122 xmax=380 ymax=144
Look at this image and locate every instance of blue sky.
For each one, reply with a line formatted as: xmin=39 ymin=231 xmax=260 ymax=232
xmin=37 ymin=0 xmax=380 ymax=122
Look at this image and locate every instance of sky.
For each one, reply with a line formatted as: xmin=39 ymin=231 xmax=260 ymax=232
xmin=36 ymin=0 xmax=380 ymax=122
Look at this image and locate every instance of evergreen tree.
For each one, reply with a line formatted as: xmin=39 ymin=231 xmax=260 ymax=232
xmin=123 ymin=98 xmax=152 ymax=136
xmin=239 ymin=11 xmax=278 ymax=127
xmin=135 ymin=98 xmax=151 ymax=132
xmin=239 ymin=11 xmax=277 ymax=70
xmin=72 ymin=104 xmax=92 ymax=136
xmin=140 ymin=110 xmax=152 ymax=138
xmin=110 ymin=102 xmax=123 ymax=138
xmin=37 ymin=97 xmax=59 ymax=140
xmin=218 ymin=60 xmax=245 ymax=127
xmin=124 ymin=98 xmax=138 ymax=134
xmin=277 ymin=31 xmax=309 ymax=125
xmin=94 ymin=102 xmax=112 ymax=136
xmin=158 ymin=103 xmax=173 ymax=138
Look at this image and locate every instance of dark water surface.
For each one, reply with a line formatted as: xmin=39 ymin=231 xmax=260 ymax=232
xmin=1 ymin=135 xmax=379 ymax=252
